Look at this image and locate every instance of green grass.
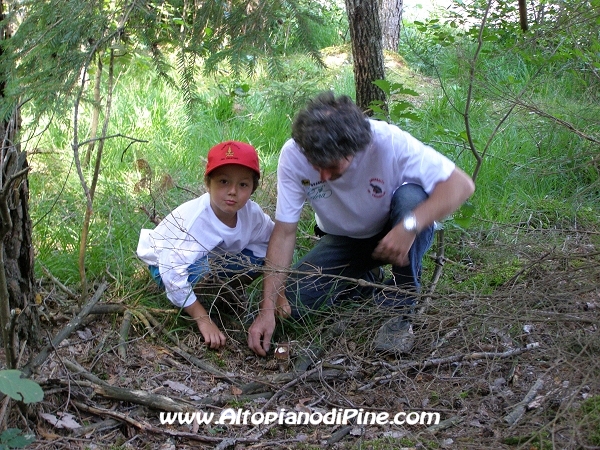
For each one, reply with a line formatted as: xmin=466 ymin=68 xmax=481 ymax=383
xmin=28 ymin=17 xmax=599 ymax=302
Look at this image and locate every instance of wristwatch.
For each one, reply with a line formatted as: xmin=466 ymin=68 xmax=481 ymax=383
xmin=402 ymin=212 xmax=419 ymax=234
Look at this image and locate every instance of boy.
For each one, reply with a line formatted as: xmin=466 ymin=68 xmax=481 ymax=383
xmin=137 ymin=141 xmax=274 ymax=349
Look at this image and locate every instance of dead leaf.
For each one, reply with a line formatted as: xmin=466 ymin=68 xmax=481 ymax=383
xmin=163 ymin=380 xmax=197 ymax=396
xmin=349 ymin=427 xmax=363 ymax=436
xmin=231 ymin=386 xmax=243 ymax=396
xmin=295 ymin=397 xmax=312 ymax=413
xmin=40 ymin=412 xmax=82 ymax=429
xmin=77 ymin=328 xmax=93 ymax=340
xmin=527 ymin=395 xmax=545 ymax=409
xmin=36 ymin=428 xmax=61 ymax=441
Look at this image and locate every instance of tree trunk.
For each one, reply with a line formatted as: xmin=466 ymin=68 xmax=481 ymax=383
xmin=380 ymin=0 xmax=403 ymax=52
xmin=345 ymin=0 xmax=386 ymax=112
xmin=1 ymin=0 xmax=41 ymax=369
xmin=0 ymin=151 xmax=41 ymax=359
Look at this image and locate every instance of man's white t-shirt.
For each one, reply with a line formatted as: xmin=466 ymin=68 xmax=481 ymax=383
xmin=137 ymin=193 xmax=274 ymax=308
xmin=275 ymin=119 xmax=456 ymax=239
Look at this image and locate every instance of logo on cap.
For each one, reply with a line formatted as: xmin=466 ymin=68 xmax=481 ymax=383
xmin=205 ymin=141 xmax=260 ymax=177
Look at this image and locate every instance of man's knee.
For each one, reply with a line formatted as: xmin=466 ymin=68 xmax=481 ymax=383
xmin=392 ymin=183 xmax=428 ymax=212
xmin=390 ymin=184 xmax=428 ymax=225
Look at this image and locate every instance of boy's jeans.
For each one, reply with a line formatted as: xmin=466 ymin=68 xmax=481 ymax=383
xmin=149 ymin=248 xmax=264 ymax=290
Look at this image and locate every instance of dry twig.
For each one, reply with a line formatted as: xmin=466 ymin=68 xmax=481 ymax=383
xmin=22 ymin=281 xmax=108 ymax=377
xmin=503 ymin=377 xmax=544 ymax=426
xmin=359 ymin=343 xmax=540 ymax=390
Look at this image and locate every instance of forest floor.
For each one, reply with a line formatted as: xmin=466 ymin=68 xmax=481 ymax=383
xmin=12 ymin=221 xmax=600 ymax=450
xmin=9 ymin=49 xmax=600 ymax=449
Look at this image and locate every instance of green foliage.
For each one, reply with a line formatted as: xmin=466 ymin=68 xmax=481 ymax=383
xmin=0 ymin=0 xmax=109 ymax=120
xmin=449 ymin=201 xmax=475 ymax=231
xmin=0 ymin=429 xmax=35 ymax=450
xmin=581 ymin=395 xmax=600 ymax=446
xmin=1 ymin=0 xmax=332 ymax=124
xmin=256 ymin=55 xmax=331 ymax=111
xmin=369 ymin=80 xmax=422 ymax=124
xmin=501 ymin=432 xmax=552 ymax=449
xmin=8 ymin=0 xmax=599 ymax=324
xmin=0 ymin=371 xmax=43 ymax=449
xmin=0 ymin=370 xmax=44 ymax=404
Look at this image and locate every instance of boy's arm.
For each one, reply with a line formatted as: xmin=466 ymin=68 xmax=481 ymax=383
xmin=184 ymin=301 xmax=226 ymax=349
xmin=248 ymin=220 xmax=298 ymax=356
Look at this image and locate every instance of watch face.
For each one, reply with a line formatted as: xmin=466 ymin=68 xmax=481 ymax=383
xmin=404 ymin=215 xmax=417 ymax=232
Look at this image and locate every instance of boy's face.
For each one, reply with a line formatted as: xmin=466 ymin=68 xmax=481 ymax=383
xmin=206 ymin=164 xmax=255 ymax=226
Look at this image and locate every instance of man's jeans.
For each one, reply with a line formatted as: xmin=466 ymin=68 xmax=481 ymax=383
xmin=286 ymin=183 xmax=434 ymax=319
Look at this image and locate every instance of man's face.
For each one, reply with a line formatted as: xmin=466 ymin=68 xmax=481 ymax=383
xmin=312 ymin=156 xmax=354 ymax=181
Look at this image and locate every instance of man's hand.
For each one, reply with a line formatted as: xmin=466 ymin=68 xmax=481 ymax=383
xmin=372 ymin=224 xmax=415 ymax=267
xmin=248 ymin=311 xmax=276 ymax=356
xmin=249 ymin=220 xmax=298 ymax=356
xmin=275 ymin=297 xmax=291 ymax=318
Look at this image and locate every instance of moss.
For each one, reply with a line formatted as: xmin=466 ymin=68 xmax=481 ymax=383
xmin=581 ymin=395 xmax=600 ymax=446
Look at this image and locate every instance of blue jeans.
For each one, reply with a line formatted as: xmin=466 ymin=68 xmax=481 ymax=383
xmin=149 ymin=248 xmax=265 ymax=290
xmin=286 ymin=184 xmax=434 ymax=318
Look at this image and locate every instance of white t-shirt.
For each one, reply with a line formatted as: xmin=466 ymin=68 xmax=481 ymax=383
xmin=275 ymin=119 xmax=456 ymax=238
xmin=137 ymin=193 xmax=274 ymax=308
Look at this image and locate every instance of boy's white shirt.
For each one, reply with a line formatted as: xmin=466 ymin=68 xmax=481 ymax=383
xmin=275 ymin=119 xmax=456 ymax=239
xmin=137 ymin=193 xmax=274 ymax=308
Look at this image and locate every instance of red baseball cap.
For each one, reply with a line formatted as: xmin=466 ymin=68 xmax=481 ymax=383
xmin=205 ymin=141 xmax=260 ymax=178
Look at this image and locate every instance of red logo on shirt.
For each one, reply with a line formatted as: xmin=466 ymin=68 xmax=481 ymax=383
xmin=369 ymin=178 xmax=385 ymax=198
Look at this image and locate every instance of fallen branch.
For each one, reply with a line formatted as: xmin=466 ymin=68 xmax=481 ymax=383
xmin=63 ymin=359 xmax=196 ymax=412
xmin=22 ymin=281 xmax=108 ymax=377
xmin=72 ymin=417 xmax=122 ymax=437
xmin=118 ymin=310 xmax=132 ymax=359
xmin=235 ymin=367 xmax=352 ymax=401
xmin=422 ymin=415 xmax=464 ymax=434
xmin=55 ymin=376 xmax=273 ymax=409
xmin=92 ymin=384 xmax=197 ymax=412
xmin=41 ymin=264 xmax=77 ymax=300
xmin=131 ymin=308 xmax=156 ymax=337
xmin=260 ymin=365 xmax=323 ymax=412
xmin=430 ymin=318 xmax=467 ymax=357
xmin=143 ymin=309 xmax=240 ymax=384
xmin=359 ymin=343 xmax=540 ymax=390
xmin=0 ymin=395 xmax=11 ymax=430
xmin=68 ymin=304 xmax=179 ymax=316
xmin=503 ymin=377 xmax=544 ymax=426
xmin=326 ymin=425 xmax=354 ymax=445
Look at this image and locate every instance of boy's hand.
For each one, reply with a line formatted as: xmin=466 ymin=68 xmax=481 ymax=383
xmin=185 ymin=300 xmax=225 ymax=349
xmin=197 ymin=319 xmax=226 ymax=349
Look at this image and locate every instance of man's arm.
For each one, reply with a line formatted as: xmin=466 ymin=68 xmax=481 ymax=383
xmin=248 ymin=220 xmax=298 ymax=356
xmin=373 ymin=167 xmax=475 ymax=266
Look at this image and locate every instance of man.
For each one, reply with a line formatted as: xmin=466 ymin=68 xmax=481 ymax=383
xmin=248 ymin=92 xmax=475 ymax=357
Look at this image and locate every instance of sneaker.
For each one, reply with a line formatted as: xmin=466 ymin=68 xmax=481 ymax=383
xmin=373 ymin=316 xmax=415 ymax=356
xmin=368 ymin=266 xmax=385 ymax=283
